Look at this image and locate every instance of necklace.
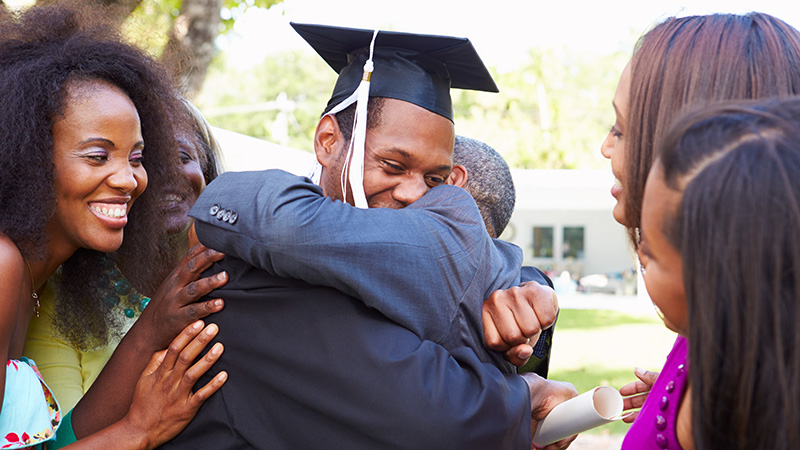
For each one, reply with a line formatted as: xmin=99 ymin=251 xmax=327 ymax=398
xmin=23 ymin=259 xmax=40 ymax=317
xmin=104 ymin=267 xmax=150 ymax=319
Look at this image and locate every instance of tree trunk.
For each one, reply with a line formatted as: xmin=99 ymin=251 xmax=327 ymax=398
xmin=160 ymin=0 xmax=223 ymax=100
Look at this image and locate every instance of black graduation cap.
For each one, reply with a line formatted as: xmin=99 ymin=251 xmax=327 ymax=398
xmin=291 ymin=22 xmax=498 ymax=121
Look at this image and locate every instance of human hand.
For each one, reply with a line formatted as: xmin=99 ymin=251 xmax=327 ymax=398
xmin=483 ymin=282 xmax=559 ymax=366
xmin=522 ymin=372 xmax=578 ymax=450
xmin=620 ymin=367 xmax=659 ymax=423
xmin=137 ymin=244 xmax=227 ymax=352
xmin=122 ymin=321 xmax=227 ymax=449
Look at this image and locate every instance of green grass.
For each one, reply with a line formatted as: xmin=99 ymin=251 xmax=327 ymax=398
xmin=544 ymin=308 xmax=678 ymax=436
xmin=554 ymin=308 xmax=662 ymax=329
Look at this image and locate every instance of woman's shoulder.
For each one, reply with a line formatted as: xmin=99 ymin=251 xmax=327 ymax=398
xmin=0 ymin=234 xmax=25 ymax=295
xmin=0 ymin=233 xmax=24 ymax=266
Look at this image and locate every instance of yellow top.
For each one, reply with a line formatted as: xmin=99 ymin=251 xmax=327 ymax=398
xmin=23 ymin=282 xmax=138 ymax=412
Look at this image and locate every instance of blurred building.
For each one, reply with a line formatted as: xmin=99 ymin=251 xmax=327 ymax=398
xmin=502 ymin=169 xmax=636 ymax=294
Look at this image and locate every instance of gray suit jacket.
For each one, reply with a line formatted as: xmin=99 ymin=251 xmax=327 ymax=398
xmin=191 ymin=169 xmax=527 ymax=372
xmin=161 ymin=257 xmax=530 ymax=449
xmin=163 ymin=170 xmax=536 ymax=449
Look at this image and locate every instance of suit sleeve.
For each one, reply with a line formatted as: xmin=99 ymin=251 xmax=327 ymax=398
xmin=190 ymin=169 xmax=519 ymax=342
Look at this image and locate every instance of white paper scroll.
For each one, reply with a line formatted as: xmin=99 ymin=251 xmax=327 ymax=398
xmin=531 ymin=385 xmax=626 ymax=447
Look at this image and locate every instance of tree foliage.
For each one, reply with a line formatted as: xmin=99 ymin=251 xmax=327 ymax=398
xmin=197 ymin=43 xmax=631 ymax=169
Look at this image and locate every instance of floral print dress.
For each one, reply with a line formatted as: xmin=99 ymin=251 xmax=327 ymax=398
xmin=1 ymin=358 xmax=61 ymax=449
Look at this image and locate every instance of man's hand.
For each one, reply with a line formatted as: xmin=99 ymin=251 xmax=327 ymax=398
xmin=522 ymin=372 xmax=578 ymax=450
xmin=620 ymin=367 xmax=659 ymax=423
xmin=136 ymin=244 xmax=227 ymax=352
xmin=483 ymin=282 xmax=559 ymax=366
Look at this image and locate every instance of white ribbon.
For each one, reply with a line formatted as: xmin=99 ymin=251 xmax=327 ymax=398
xmin=320 ymin=29 xmax=379 ymax=208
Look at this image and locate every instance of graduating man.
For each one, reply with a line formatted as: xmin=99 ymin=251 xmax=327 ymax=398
xmin=163 ymin=24 xmax=575 ymax=450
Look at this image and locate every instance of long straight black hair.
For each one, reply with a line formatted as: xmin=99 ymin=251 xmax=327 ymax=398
xmin=657 ymin=97 xmax=800 ymax=450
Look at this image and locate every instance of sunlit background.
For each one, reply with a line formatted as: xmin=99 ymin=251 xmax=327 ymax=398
xmin=5 ymin=2 xmax=798 ymax=447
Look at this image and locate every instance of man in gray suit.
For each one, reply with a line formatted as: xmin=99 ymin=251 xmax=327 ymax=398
xmin=163 ymin=24 xmax=575 ymax=450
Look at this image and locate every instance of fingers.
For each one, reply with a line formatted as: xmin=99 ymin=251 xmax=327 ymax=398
xmin=186 ymin=348 xmax=228 ymax=408
xmin=482 ymin=306 xmax=506 ymax=350
xmin=175 ymin=324 xmax=220 ymax=373
xmin=483 ymin=287 xmax=543 ymax=351
xmin=504 ymin=343 xmax=534 ymax=367
xmin=622 ymin=410 xmax=640 ymax=424
xmin=532 ymin=435 xmax=576 ymax=450
xmin=619 ymin=379 xmax=651 ymax=396
xmin=619 ymin=367 xmax=657 ymax=423
xmin=523 ymin=283 xmax=558 ymax=330
xmin=168 ymin=271 xmax=227 ymax=321
xmin=634 ymin=366 xmax=659 ymax=387
xmin=183 ymin=271 xmax=228 ymax=305
xmin=181 ymin=244 xmax=225 ymax=278
xmin=622 ymin=392 xmax=649 ymax=411
xmin=161 ymin=320 xmax=205 ymax=371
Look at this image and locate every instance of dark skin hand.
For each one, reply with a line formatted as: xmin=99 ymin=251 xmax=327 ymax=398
xmin=620 ymin=367 xmax=659 ymax=423
xmin=523 ymin=372 xmax=578 ymax=450
xmin=63 ymin=321 xmax=228 ymax=449
xmin=71 ymin=244 xmax=227 ymax=438
xmin=483 ymin=282 xmax=559 ymax=366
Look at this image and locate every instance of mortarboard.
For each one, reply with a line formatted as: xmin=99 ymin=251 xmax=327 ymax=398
xmin=292 ymin=22 xmax=498 ymax=207
xmin=291 ymin=22 xmax=498 ymax=121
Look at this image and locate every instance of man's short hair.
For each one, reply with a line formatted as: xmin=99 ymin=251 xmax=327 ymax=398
xmin=453 ymin=135 xmax=515 ymax=238
xmin=333 ymin=97 xmax=386 ymax=143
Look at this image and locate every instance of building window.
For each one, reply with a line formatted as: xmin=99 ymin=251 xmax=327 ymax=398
xmin=532 ymin=226 xmax=554 ymax=257
xmin=563 ymin=226 xmax=584 ymax=259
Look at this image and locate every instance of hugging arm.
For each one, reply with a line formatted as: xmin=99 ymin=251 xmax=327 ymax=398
xmin=191 ymin=169 xmax=518 ymax=342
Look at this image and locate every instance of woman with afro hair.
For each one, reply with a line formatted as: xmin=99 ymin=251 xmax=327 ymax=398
xmin=0 ymin=3 xmax=228 ymax=448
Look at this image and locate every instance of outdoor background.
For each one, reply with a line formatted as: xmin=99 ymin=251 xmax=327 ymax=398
xmin=4 ymin=1 xmax=798 ymax=448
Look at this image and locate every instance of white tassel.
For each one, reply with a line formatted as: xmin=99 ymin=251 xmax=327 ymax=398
xmin=338 ymin=29 xmax=378 ymax=209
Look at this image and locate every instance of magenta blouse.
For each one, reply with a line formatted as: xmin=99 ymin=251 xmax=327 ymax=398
xmin=621 ymin=335 xmax=689 ymax=450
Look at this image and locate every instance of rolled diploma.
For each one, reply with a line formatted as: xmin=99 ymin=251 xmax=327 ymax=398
xmin=531 ymin=385 xmax=624 ymax=447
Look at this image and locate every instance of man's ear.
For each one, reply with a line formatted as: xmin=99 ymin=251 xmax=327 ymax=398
xmin=447 ymin=164 xmax=469 ymax=188
xmin=314 ymin=114 xmax=342 ymax=168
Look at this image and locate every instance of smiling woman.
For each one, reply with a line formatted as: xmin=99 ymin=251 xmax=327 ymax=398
xmin=0 ymin=3 xmax=227 ymax=448
xmin=50 ymin=80 xmax=148 ymax=255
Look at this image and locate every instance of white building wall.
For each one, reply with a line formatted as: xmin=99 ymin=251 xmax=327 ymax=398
xmin=501 ymin=169 xmax=636 ymax=280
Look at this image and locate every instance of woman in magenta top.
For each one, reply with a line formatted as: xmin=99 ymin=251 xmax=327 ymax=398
xmin=636 ymin=98 xmax=800 ymax=449
xmin=600 ymin=12 xmax=800 ymax=450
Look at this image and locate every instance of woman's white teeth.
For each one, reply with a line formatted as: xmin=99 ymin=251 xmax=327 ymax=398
xmin=92 ymin=205 xmax=126 ymax=218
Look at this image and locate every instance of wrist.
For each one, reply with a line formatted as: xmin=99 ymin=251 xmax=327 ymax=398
xmin=116 ymin=415 xmax=152 ymax=450
xmin=520 ymin=372 xmax=548 ymax=415
xmin=124 ymin=314 xmax=159 ymax=354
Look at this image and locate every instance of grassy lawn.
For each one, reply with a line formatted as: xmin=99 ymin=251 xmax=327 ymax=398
xmin=546 ymin=308 xmax=677 ymax=436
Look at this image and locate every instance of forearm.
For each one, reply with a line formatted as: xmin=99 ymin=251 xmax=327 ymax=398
xmin=193 ymin=170 xmax=491 ymax=339
xmin=62 ymin=416 xmax=149 ymax=450
xmin=69 ymin=321 xmax=153 ymax=438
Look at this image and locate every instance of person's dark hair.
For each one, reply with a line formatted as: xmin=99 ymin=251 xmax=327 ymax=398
xmin=453 ymin=135 xmax=515 ymax=238
xmin=624 ymin=12 xmax=800 ymax=248
xmin=0 ymin=4 xmax=189 ymax=349
xmin=181 ymin=96 xmax=225 ymax=184
xmin=657 ymin=98 xmax=800 ymax=449
xmin=332 ymin=96 xmax=386 ymax=143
